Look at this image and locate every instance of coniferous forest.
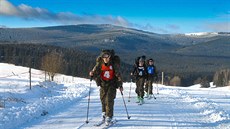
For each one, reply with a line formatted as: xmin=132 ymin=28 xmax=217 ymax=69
xmin=0 ymin=25 xmax=230 ymax=86
xmin=0 ymin=43 xmax=132 ymax=81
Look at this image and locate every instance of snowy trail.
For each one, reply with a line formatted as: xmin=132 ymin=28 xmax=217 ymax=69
xmin=17 ymin=82 xmax=102 ymax=129
xmin=1 ymin=64 xmax=230 ymax=129
xmin=16 ymin=82 xmax=230 ymax=129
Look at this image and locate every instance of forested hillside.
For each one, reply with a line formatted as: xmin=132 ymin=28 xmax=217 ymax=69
xmin=0 ymin=24 xmax=230 ymax=86
xmin=0 ymin=43 xmax=132 ymax=81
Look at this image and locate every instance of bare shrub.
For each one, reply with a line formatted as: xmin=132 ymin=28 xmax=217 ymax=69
xmin=213 ymin=69 xmax=230 ymax=87
xmin=41 ymin=50 xmax=64 ymax=81
xmin=169 ymin=76 xmax=181 ymax=86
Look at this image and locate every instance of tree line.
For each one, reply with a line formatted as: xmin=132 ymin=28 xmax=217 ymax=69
xmin=0 ymin=43 xmax=132 ymax=81
xmin=0 ymin=42 xmax=229 ymax=87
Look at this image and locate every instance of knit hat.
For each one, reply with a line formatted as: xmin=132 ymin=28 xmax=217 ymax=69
xmin=100 ymin=50 xmax=111 ymax=58
xmin=139 ymin=57 xmax=145 ymax=62
xmin=149 ymin=58 xmax=154 ymax=62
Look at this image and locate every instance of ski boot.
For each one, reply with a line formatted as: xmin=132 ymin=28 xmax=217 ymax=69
xmin=136 ymin=96 xmax=141 ymax=103
xmin=105 ymin=117 xmax=112 ymax=126
xmin=139 ymin=97 xmax=144 ymax=105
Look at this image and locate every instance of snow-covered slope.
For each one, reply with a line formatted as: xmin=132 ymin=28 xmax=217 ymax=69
xmin=0 ymin=63 xmax=89 ymax=129
xmin=185 ymin=32 xmax=218 ymax=36
xmin=0 ymin=63 xmax=230 ymax=129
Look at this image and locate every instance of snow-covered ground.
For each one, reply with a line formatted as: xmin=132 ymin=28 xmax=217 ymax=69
xmin=0 ymin=63 xmax=230 ymax=129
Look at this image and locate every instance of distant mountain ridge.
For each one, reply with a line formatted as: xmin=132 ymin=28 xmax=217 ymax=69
xmin=1 ymin=24 xmax=228 ymax=59
xmin=0 ymin=24 xmax=230 ymax=86
xmin=0 ymin=24 xmax=228 ymax=55
xmin=0 ymin=24 xmax=228 ymax=46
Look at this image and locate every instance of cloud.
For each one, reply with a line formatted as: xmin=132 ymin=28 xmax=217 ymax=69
xmin=166 ymin=24 xmax=180 ymax=30
xmin=0 ymin=0 xmax=177 ymax=34
xmin=131 ymin=23 xmax=169 ymax=33
xmin=0 ymin=0 xmax=19 ymax=16
xmin=204 ymin=22 xmax=230 ymax=32
xmin=0 ymin=25 xmax=8 ymax=28
xmin=203 ymin=11 xmax=230 ymax=32
xmin=0 ymin=0 xmax=129 ymax=27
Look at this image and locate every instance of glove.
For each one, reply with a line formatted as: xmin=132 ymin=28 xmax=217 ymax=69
xmin=95 ymin=77 xmax=101 ymax=87
xmin=117 ymin=81 xmax=123 ymax=88
xmin=155 ymin=76 xmax=158 ymax=82
xmin=119 ymin=86 xmax=123 ymax=92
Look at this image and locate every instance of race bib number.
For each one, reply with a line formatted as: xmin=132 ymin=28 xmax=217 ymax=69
xmin=103 ymin=71 xmax=110 ymax=79
xmin=139 ymin=71 xmax=143 ymax=76
xmin=101 ymin=64 xmax=114 ymax=80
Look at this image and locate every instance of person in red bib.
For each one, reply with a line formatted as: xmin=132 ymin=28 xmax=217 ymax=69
xmin=89 ymin=50 xmax=123 ymax=125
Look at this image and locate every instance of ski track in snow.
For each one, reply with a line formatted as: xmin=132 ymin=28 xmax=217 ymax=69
xmin=17 ymin=83 xmax=230 ymax=129
xmin=162 ymin=87 xmax=230 ymax=128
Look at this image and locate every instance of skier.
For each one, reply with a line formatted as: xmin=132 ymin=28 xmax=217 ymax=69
xmin=131 ymin=56 xmax=147 ymax=105
xmin=89 ymin=49 xmax=123 ymax=126
xmin=145 ymin=58 xmax=158 ymax=98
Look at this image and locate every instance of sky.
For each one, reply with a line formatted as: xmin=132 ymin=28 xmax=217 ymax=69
xmin=0 ymin=0 xmax=229 ymax=34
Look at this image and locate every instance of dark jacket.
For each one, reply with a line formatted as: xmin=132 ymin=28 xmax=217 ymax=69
xmin=132 ymin=64 xmax=148 ymax=79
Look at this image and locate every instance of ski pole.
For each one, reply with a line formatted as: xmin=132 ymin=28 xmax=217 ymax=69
xmin=155 ymin=76 xmax=159 ymax=94
xmin=151 ymin=84 xmax=156 ymax=99
xmin=85 ymin=76 xmax=93 ymax=124
xmin=120 ymin=90 xmax=131 ymax=119
xmin=152 ymin=93 xmax=156 ymax=99
xmin=147 ymin=81 xmax=150 ymax=98
xmin=128 ymin=78 xmax=132 ymax=102
xmin=156 ymin=81 xmax=159 ymax=94
xmin=148 ymin=81 xmax=156 ymax=99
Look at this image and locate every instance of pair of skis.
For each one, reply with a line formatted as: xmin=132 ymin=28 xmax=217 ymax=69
xmin=145 ymin=94 xmax=156 ymax=100
xmin=128 ymin=80 xmax=159 ymax=103
xmin=146 ymin=82 xmax=158 ymax=100
xmin=94 ymin=119 xmax=117 ymax=129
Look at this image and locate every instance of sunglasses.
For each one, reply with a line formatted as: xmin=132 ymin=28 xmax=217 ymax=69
xmin=102 ymin=54 xmax=110 ymax=58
